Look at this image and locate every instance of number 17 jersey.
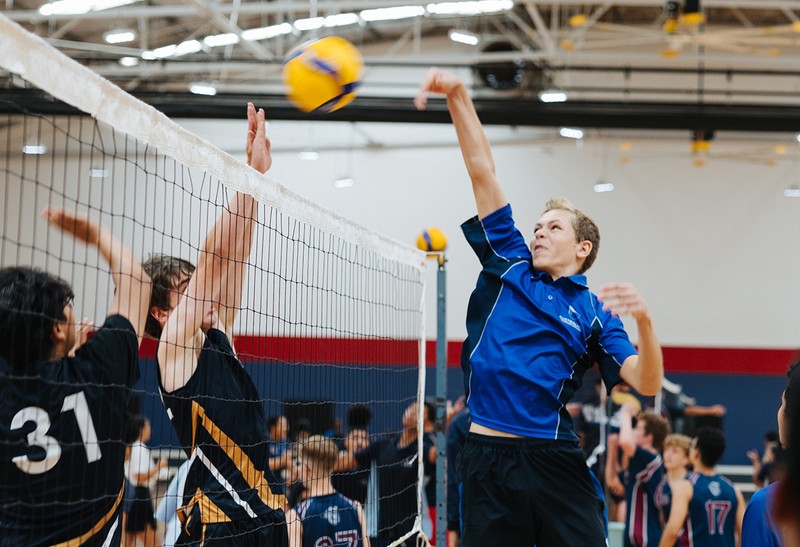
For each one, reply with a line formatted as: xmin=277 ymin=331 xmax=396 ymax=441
xmin=686 ymin=472 xmax=739 ymax=547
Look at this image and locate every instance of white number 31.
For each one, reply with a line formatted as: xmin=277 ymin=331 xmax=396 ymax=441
xmin=10 ymin=391 xmax=101 ymax=475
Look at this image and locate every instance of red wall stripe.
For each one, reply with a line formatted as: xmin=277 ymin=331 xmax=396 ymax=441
xmin=139 ymin=338 xmax=798 ymax=376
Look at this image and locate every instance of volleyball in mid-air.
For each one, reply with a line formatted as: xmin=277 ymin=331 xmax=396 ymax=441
xmin=416 ymin=227 xmax=448 ymax=253
xmin=282 ymin=36 xmax=363 ymax=113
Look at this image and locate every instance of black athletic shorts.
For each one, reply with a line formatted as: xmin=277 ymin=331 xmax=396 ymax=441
xmin=460 ymin=433 xmax=606 ymax=547
xmin=125 ymin=485 xmax=156 ymax=533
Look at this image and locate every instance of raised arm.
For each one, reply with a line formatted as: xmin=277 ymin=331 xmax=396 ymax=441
xmin=658 ymin=480 xmax=692 ymax=547
xmin=414 ymin=68 xmax=506 ymax=219
xmin=599 ymin=283 xmax=663 ymax=396
xmin=617 ymin=404 xmax=638 ymax=458
xmin=159 ymin=103 xmax=268 ymax=391
xmin=43 ymin=207 xmax=151 ymax=339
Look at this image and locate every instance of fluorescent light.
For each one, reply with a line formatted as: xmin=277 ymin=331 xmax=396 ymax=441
xmin=796 ymin=133 xmax=800 ymax=143
xmin=39 ymin=0 xmax=139 ymax=16
xmin=297 ymin=150 xmax=320 ymax=161
xmin=119 ymin=56 xmax=139 ymax=67
xmin=294 ymin=17 xmax=324 ymax=31
xmin=89 ymin=168 xmax=109 ymax=178
xmin=427 ymin=0 xmax=513 ymax=16
xmin=539 ymin=90 xmax=568 ymax=103
xmin=143 ymin=40 xmax=202 ymax=60
xmin=242 ymin=23 xmax=292 ymax=41
xmin=448 ymin=29 xmax=480 ymax=46
xmin=22 ymin=144 xmax=46 ymax=155
xmin=559 ymin=127 xmax=584 ymax=139
xmin=174 ymin=40 xmax=202 ymax=57
xmin=204 ymin=33 xmax=239 ymax=47
xmin=334 ymin=177 xmax=355 ymax=188
xmin=593 ymin=181 xmax=615 ymax=193
xmin=104 ymin=29 xmax=136 ymax=44
xmin=189 ymin=83 xmax=217 ymax=96
xmin=360 ymin=5 xmax=425 ymax=22
xmin=784 ymin=187 xmax=800 ymax=198
xmin=324 ymin=13 xmax=360 ymax=27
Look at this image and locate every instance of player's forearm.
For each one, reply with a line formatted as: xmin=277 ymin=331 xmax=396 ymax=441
xmin=446 ymin=85 xmax=506 ymax=218
xmin=95 ymin=228 xmax=147 ymax=292
xmin=629 ymin=316 xmax=663 ymax=396
xmin=658 ymin=528 xmax=679 ymax=547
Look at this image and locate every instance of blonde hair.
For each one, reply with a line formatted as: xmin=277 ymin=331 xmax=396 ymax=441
xmin=298 ymin=435 xmax=339 ymax=474
xmin=541 ymin=198 xmax=600 ymax=273
xmin=663 ymin=434 xmax=692 ymax=456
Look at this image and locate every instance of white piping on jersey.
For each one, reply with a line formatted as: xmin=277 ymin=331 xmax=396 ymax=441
xmin=466 ymin=261 xmax=526 ymax=410
xmin=192 ymin=446 xmax=258 ymax=519
xmin=478 ymin=216 xmax=516 ymax=262
xmin=100 ymin=516 xmax=119 ymax=547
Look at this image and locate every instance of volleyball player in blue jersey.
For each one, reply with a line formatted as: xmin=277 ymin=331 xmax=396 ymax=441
xmin=415 ymin=69 xmax=664 ymax=546
xmin=286 ymin=436 xmax=369 ymax=547
xmin=144 ymin=103 xmax=288 ymax=545
xmin=660 ymin=428 xmax=744 ymax=546
xmin=0 ymin=210 xmax=151 ymax=546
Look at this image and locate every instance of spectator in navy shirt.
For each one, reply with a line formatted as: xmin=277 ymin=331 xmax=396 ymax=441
xmin=415 ymin=69 xmax=663 ymax=547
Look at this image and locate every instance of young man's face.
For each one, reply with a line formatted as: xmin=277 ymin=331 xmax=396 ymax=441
xmin=663 ymin=445 xmax=689 ymax=472
xmin=57 ymin=303 xmax=77 ymax=358
xmin=634 ymin=420 xmax=652 ymax=448
xmin=531 ymin=209 xmax=587 ymax=278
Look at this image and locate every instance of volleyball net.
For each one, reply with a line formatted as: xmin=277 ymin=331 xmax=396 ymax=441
xmin=0 ymin=13 xmax=427 ymax=546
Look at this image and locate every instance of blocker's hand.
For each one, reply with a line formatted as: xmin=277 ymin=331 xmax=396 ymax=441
xmin=597 ymin=282 xmax=651 ymax=322
xmin=43 ymin=207 xmax=101 ymax=246
xmin=414 ymin=67 xmax=466 ymax=110
xmin=246 ymin=102 xmax=272 ymax=174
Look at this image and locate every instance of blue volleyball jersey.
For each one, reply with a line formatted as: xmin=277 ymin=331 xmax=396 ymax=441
xmin=158 ymin=328 xmax=286 ymax=532
xmin=0 ymin=315 xmax=139 ymax=546
xmin=742 ymin=482 xmax=782 ymax=547
xmin=461 ymin=204 xmax=638 ymax=440
xmin=685 ymin=473 xmax=739 ymax=547
xmin=296 ymin=493 xmax=363 ymax=547
xmin=624 ymin=447 xmax=664 ymax=546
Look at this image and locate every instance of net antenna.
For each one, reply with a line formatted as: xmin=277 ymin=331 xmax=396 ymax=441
xmin=0 ymin=13 xmax=427 ymax=547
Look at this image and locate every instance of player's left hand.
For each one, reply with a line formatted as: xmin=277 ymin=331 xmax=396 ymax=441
xmin=42 ymin=207 xmax=101 ymax=245
xmin=68 ymin=318 xmax=95 ymax=357
xmin=597 ymin=283 xmax=650 ymax=321
xmin=246 ymin=102 xmax=272 ymax=174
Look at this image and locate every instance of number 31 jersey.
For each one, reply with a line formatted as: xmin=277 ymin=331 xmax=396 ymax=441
xmin=0 ymin=315 xmax=140 ymax=546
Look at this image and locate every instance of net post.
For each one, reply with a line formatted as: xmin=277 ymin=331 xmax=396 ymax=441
xmin=435 ymin=251 xmax=447 ymax=547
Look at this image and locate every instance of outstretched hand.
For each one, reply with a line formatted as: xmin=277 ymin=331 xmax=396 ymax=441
xmin=42 ymin=207 xmax=100 ymax=245
xmin=597 ymin=282 xmax=650 ymax=321
xmin=246 ymin=102 xmax=272 ymax=174
xmin=68 ymin=318 xmax=95 ymax=357
xmin=413 ymin=67 xmax=465 ymax=111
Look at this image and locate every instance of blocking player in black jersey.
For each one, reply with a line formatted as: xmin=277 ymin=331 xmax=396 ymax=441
xmin=143 ymin=103 xmax=289 ymax=546
xmin=0 ymin=209 xmax=151 ymax=546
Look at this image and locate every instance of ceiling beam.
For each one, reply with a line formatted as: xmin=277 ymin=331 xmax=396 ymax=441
xmin=8 ymin=1 xmax=800 ymax=23
xmin=5 ymin=88 xmax=800 ymax=132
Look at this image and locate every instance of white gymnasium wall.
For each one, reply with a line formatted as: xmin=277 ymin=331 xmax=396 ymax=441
xmin=3 ymin=118 xmax=799 ymax=349
xmin=262 ymin=133 xmax=800 ymax=349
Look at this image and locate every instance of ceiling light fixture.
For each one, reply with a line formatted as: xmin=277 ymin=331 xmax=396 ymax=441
xmin=784 ymin=187 xmax=800 ymax=198
xmin=39 ymin=0 xmax=139 ymax=16
xmin=119 ymin=56 xmax=139 ymax=67
xmin=559 ymin=127 xmax=584 ymax=140
xmin=241 ymin=23 xmax=293 ymax=41
xmin=297 ymin=150 xmax=320 ymax=161
xmin=428 ymin=0 xmax=513 ymax=16
xmin=22 ymin=144 xmax=46 ymax=155
xmin=189 ymin=82 xmax=217 ymax=96
xmin=360 ymin=5 xmax=425 ymax=22
xmin=204 ymin=33 xmax=239 ymax=48
xmin=593 ymin=181 xmax=615 ymax=193
xmin=448 ymin=29 xmax=480 ymax=46
xmin=334 ymin=177 xmax=355 ymax=189
xmin=103 ymin=29 xmax=136 ymax=44
xmin=294 ymin=17 xmax=324 ymax=31
xmin=538 ymin=89 xmax=568 ymax=103
xmin=324 ymin=13 xmax=360 ymax=27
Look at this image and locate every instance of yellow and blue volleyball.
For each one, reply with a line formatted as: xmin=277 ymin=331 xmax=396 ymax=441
xmin=416 ymin=227 xmax=448 ymax=252
xmin=282 ymin=36 xmax=363 ymax=113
